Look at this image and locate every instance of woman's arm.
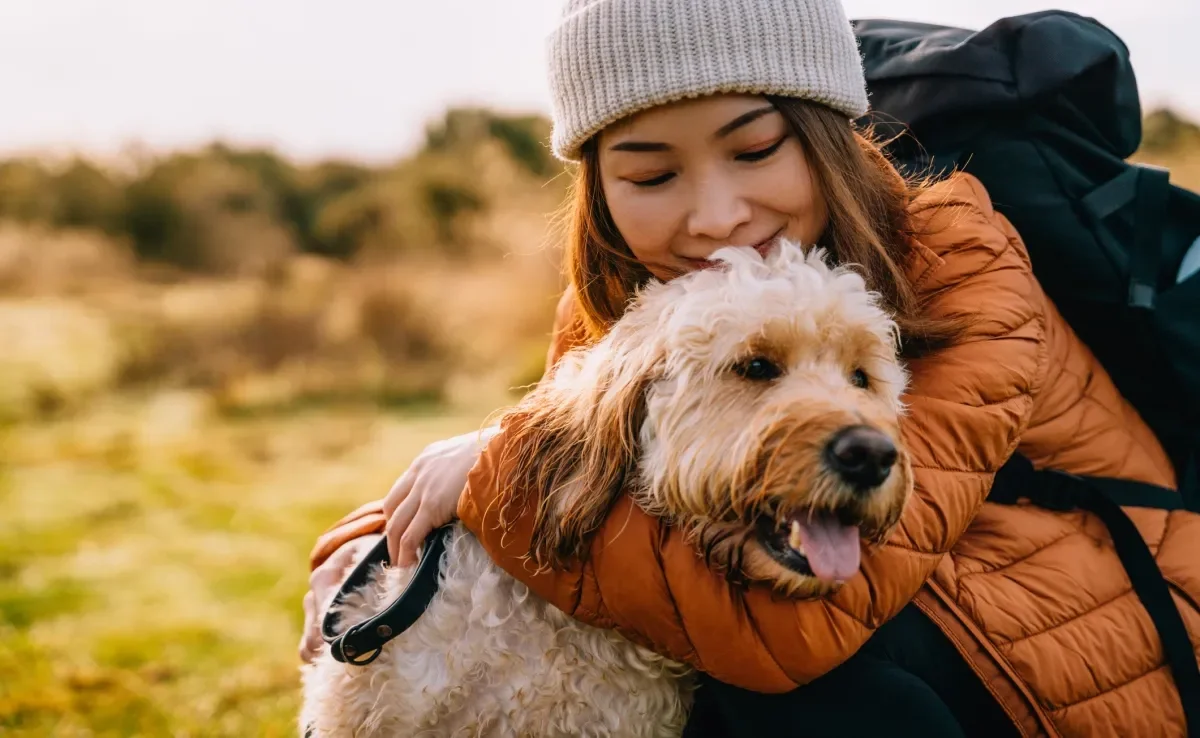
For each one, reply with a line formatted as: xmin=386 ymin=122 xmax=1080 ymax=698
xmin=456 ymin=173 xmax=1050 ymax=691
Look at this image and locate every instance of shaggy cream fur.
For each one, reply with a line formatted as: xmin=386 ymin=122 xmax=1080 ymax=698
xmin=300 ymin=241 xmax=912 ymax=737
xmin=300 ymin=526 xmax=690 ymax=737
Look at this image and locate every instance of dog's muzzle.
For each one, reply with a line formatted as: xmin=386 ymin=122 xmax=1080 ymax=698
xmin=754 ymin=424 xmax=900 ymax=584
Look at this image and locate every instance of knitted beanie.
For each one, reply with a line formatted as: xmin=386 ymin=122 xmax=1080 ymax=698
xmin=547 ymin=0 xmax=869 ymax=162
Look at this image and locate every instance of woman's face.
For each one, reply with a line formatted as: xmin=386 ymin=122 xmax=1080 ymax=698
xmin=597 ymin=94 xmax=828 ymax=279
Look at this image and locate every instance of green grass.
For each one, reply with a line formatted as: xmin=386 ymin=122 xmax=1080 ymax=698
xmin=0 ymin=398 xmax=491 ymax=737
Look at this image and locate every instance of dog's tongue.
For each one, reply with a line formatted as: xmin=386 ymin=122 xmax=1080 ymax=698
xmin=792 ymin=517 xmax=861 ymax=583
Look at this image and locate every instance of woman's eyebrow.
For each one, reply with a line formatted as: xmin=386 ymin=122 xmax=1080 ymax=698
xmin=606 ymin=105 xmax=778 ymax=152
xmin=608 ymin=140 xmax=671 ymax=153
xmin=713 ymin=106 xmax=778 ymax=138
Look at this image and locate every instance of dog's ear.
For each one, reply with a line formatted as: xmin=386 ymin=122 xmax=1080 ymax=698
xmin=498 ymin=331 xmax=657 ymax=570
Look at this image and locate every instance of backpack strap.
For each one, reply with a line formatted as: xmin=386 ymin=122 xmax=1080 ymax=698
xmin=989 ymin=454 xmax=1200 ymax=734
xmin=1130 ymin=164 xmax=1172 ymax=309
xmin=1079 ymin=162 xmax=1172 ymax=309
xmin=1184 ymin=446 xmax=1200 ymax=514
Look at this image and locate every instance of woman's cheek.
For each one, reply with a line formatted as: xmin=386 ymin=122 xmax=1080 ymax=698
xmin=610 ymin=190 xmax=679 ymax=260
xmin=769 ymin=155 xmax=824 ymax=242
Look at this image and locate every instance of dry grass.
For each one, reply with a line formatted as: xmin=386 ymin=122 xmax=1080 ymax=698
xmin=0 ymin=172 xmax=564 ymax=736
xmin=0 ymin=167 xmax=565 ymax=735
xmin=0 ymin=212 xmax=564 ymax=422
xmin=0 ymin=395 xmax=497 ymax=736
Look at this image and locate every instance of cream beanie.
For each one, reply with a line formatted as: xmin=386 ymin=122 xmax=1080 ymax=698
xmin=546 ymin=0 xmax=870 ymax=162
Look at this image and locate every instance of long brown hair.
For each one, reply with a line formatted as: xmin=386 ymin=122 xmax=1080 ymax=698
xmin=560 ymin=96 xmax=964 ymax=358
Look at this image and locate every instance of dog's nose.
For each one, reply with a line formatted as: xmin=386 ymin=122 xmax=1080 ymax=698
xmin=824 ymin=425 xmax=897 ymax=490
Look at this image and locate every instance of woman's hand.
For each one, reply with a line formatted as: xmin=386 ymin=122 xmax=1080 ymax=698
xmin=297 ymin=426 xmax=499 ymax=663
xmin=382 ymin=426 xmax=500 ymax=567
xmin=299 ymin=533 xmax=380 ymax=663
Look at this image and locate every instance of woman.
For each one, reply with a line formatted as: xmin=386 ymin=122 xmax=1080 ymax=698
xmin=300 ymin=0 xmax=1200 ymax=735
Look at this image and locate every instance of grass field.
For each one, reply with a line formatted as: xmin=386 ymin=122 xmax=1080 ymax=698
xmin=0 ymin=396 xmax=496 ymax=737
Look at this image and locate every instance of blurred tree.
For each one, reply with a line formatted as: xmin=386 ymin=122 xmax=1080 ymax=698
xmin=122 ymin=152 xmax=295 ymax=274
xmin=424 ymin=107 xmax=558 ymax=177
xmin=1142 ymin=107 xmax=1200 ymax=153
xmin=487 ymin=115 xmax=556 ymax=177
xmin=311 ymin=184 xmax=393 ymax=259
xmin=50 ymin=159 xmax=126 ymax=234
xmin=312 ymin=163 xmax=487 ymax=261
xmin=423 ymin=179 xmax=485 ymax=249
xmin=123 ymin=179 xmax=185 ymax=263
xmin=0 ymin=104 xmax=575 ymax=271
xmin=295 ymin=161 xmax=374 ymax=257
xmin=0 ymin=159 xmax=54 ymax=223
xmin=423 ymin=108 xmax=494 ymax=152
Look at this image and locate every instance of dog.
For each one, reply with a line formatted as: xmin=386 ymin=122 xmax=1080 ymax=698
xmin=300 ymin=241 xmax=914 ymax=737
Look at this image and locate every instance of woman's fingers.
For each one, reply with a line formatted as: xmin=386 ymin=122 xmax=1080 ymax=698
xmin=386 ymin=485 xmax=423 ymax=566
xmin=397 ymin=506 xmax=435 ymax=568
xmin=299 ymin=590 xmax=320 ymax=662
xmin=382 ymin=465 xmax=419 ymax=519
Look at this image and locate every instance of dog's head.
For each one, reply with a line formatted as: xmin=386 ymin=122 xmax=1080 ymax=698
xmin=501 ymin=241 xmax=912 ymax=597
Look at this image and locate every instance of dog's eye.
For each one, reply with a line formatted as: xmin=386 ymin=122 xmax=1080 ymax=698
xmin=850 ymin=368 xmax=870 ymax=389
xmin=733 ymin=357 xmax=782 ymax=382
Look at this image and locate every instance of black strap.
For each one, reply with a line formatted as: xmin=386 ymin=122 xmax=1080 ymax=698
xmin=321 ymin=524 xmax=453 ymax=665
xmin=1081 ymin=166 xmax=1141 ymax=221
xmin=1184 ymin=437 xmax=1200 ymax=514
xmin=1128 ymin=164 xmax=1171 ymax=309
xmin=1078 ymin=162 xmax=1172 ymax=307
xmin=1080 ymin=165 xmax=1140 ymax=278
xmin=989 ymin=454 xmax=1200 ymax=734
xmin=1066 ymin=474 xmax=1188 ymax=511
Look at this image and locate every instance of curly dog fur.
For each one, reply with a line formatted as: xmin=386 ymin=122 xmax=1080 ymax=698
xmin=300 ymin=241 xmax=913 ymax=737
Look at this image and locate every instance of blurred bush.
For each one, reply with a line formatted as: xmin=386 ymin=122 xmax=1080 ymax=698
xmin=1141 ymin=108 xmax=1200 ymax=153
xmin=425 ymin=107 xmax=556 ymax=177
xmin=0 ymin=107 xmax=570 ymax=419
xmin=1132 ymin=107 xmax=1200 ymax=190
xmin=0 ymin=107 xmax=564 ymax=273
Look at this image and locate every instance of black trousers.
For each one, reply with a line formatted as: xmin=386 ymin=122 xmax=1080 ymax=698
xmin=682 ymin=603 xmax=1021 ymax=738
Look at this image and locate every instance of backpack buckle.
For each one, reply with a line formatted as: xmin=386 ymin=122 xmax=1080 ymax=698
xmin=1128 ymin=282 xmax=1157 ymax=310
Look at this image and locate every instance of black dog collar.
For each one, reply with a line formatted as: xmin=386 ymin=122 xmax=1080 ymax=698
xmin=321 ymin=524 xmax=453 ymax=666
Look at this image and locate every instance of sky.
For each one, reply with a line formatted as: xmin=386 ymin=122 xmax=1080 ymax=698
xmin=1 ymin=0 xmax=1196 ymax=163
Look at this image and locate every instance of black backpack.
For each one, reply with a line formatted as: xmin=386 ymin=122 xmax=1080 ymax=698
xmin=851 ymin=10 xmax=1200 ymax=730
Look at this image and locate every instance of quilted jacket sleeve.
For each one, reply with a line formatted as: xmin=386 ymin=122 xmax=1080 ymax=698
xmin=309 ymin=500 xmax=387 ymax=571
xmin=456 ymin=174 xmax=1050 ymax=691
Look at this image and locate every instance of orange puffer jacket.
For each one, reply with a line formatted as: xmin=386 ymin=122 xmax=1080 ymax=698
xmin=311 ymin=173 xmax=1200 ymax=737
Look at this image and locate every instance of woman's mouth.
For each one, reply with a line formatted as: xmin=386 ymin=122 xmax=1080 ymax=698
xmin=750 ymin=229 xmax=786 ymax=256
xmin=685 ymin=229 xmax=785 ymax=268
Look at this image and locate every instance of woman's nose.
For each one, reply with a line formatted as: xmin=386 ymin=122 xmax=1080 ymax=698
xmin=686 ymin=175 xmax=752 ymax=242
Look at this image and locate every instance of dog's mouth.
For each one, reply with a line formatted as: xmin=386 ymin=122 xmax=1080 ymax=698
xmin=756 ymin=509 xmax=862 ymax=584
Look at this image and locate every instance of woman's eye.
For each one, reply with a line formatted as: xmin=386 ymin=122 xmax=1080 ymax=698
xmin=631 ymin=172 xmax=676 ymax=188
xmin=736 ymin=136 xmax=787 ymax=163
